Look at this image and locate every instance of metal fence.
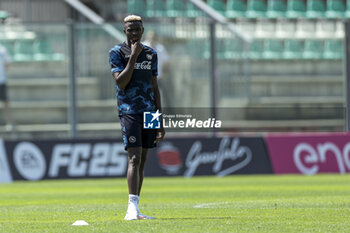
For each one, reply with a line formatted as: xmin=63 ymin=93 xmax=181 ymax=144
xmin=0 ymin=20 xmax=346 ymax=139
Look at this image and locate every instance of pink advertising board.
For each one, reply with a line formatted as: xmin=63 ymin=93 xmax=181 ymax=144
xmin=265 ymin=132 xmax=350 ymax=175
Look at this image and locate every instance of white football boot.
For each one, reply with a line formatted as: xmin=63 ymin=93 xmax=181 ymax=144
xmin=124 ymin=196 xmax=140 ymax=220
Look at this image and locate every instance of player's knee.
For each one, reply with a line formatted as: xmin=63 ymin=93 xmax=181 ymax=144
xmin=129 ymin=154 xmax=141 ymax=168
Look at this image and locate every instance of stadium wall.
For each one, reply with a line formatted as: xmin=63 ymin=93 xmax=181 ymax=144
xmin=1 ymin=133 xmax=350 ymax=182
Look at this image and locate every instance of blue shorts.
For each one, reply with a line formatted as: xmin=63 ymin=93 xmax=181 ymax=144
xmin=119 ymin=114 xmax=157 ymax=151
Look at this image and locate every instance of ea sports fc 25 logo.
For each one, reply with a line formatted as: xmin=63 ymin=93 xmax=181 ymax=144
xmin=143 ymin=110 xmax=162 ymax=129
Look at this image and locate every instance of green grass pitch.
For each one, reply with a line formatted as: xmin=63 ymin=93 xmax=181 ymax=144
xmin=0 ymin=175 xmax=350 ymax=232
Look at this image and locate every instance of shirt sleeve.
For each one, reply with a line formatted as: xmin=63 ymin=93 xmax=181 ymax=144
xmin=109 ymin=49 xmax=125 ymax=74
xmin=152 ymin=51 xmax=158 ymax=77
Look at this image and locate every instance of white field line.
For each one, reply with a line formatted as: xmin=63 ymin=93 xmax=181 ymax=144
xmin=193 ymin=202 xmax=229 ymax=208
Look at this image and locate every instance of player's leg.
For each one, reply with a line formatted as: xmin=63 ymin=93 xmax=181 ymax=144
xmin=127 ymin=147 xmax=142 ymax=195
xmin=125 ymin=147 xmax=142 ymax=220
xmin=119 ymin=114 xmax=143 ymax=220
xmin=137 ymin=128 xmax=157 ymax=219
xmin=139 ymin=128 xmax=157 ymax=196
xmin=120 ymin=114 xmax=142 ymax=195
xmin=138 ymin=148 xmax=148 ymax=196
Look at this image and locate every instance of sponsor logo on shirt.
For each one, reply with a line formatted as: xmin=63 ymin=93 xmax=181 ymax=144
xmin=134 ymin=61 xmax=152 ymax=70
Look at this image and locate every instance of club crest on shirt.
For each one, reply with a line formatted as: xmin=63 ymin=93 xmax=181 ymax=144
xmin=146 ymin=54 xmax=153 ymax=60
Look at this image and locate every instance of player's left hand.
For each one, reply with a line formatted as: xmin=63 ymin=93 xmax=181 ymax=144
xmin=155 ymin=128 xmax=165 ymax=143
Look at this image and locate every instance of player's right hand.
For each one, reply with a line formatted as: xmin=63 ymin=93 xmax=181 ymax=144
xmin=155 ymin=128 xmax=165 ymax=143
xmin=131 ymin=41 xmax=142 ymax=57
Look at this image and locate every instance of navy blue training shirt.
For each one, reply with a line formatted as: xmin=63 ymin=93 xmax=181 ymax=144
xmin=109 ymin=42 xmax=158 ymax=116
